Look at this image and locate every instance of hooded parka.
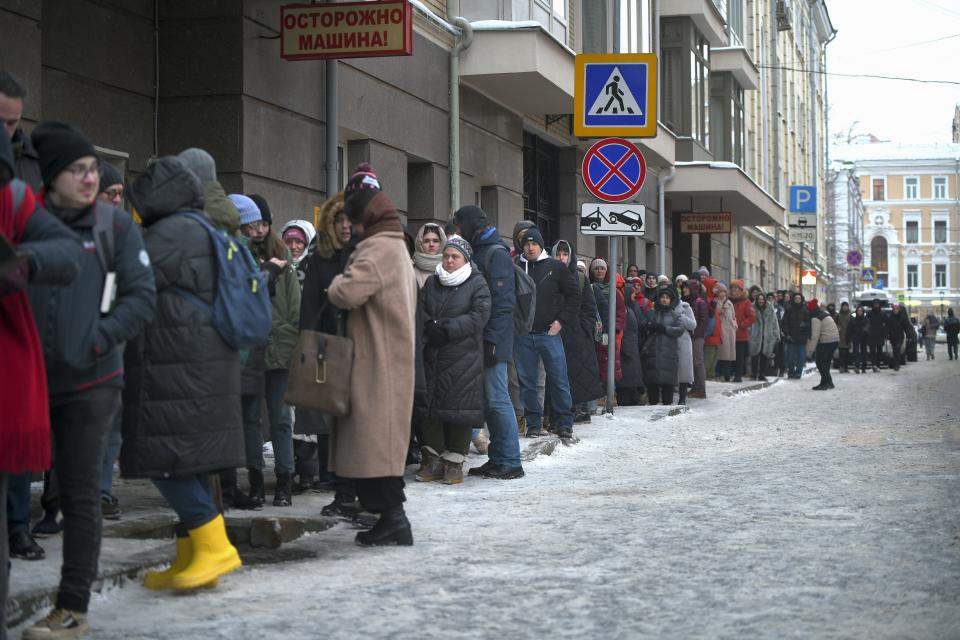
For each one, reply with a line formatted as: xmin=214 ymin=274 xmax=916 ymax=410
xmin=121 ymin=157 xmax=244 ymax=478
xmin=749 ymin=299 xmax=781 ymax=358
xmin=640 ymin=287 xmax=685 ymax=385
xmin=676 ymin=295 xmax=697 ymax=384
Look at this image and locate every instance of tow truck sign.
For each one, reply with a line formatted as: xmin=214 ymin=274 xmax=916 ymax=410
xmin=579 ymin=203 xmax=646 ymax=236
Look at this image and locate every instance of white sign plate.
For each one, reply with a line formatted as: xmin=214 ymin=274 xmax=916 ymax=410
xmin=787 ymin=214 xmax=817 ymax=229
xmin=789 ymin=227 xmax=816 ymax=244
xmin=579 ymin=203 xmax=646 ymax=236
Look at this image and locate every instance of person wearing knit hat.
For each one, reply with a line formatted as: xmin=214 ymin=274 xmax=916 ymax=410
xmin=416 ymin=229 xmax=490 ymax=486
xmin=230 ymin=193 xmax=262 ymax=227
xmin=247 ymin=194 xmax=272 ymax=226
xmin=589 ymin=257 xmax=608 ymax=283
xmin=98 ymin=162 xmax=124 ymax=209
xmin=729 ymin=279 xmax=756 ymax=382
xmin=675 ymin=274 xmax=688 ymax=286
xmin=177 ymin=148 xmax=240 ymax=236
xmin=807 ymin=298 xmax=819 ymax=313
xmin=280 ymin=219 xmax=317 ymax=273
xmin=343 ymin=162 xmax=384 ymax=229
xmin=657 ymin=274 xmax=671 ymax=286
xmin=24 ymin=121 xmax=157 ymax=637
xmin=515 ymin=225 xmax=580 ymax=440
xmin=806 ymin=297 xmax=839 ymax=390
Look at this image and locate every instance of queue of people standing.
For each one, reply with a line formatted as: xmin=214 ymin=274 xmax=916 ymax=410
xmin=0 ymin=63 xmax=951 ymax=640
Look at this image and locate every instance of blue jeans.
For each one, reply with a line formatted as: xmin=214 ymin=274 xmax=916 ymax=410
xmin=484 ymin=362 xmax=522 ymax=468
xmin=785 ymin=342 xmax=806 ymax=377
xmin=152 ymin=474 xmax=218 ymax=530
xmin=265 ymin=369 xmax=295 ymax=474
xmin=514 ymin=333 xmax=574 ymax=430
xmin=100 ymin=411 xmax=122 ymax=497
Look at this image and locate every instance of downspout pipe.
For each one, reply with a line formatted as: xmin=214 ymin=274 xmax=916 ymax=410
xmin=447 ymin=1 xmax=473 ymax=217
xmin=657 ymin=166 xmax=675 ymax=276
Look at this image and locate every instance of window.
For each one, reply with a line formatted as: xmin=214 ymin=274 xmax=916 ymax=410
xmin=935 ymin=219 xmax=947 ymax=243
xmin=552 ymin=0 xmax=565 ymax=20
xmin=905 ymin=220 xmax=919 ymax=243
xmin=872 ymin=178 xmax=885 ymax=201
xmin=904 ymin=177 xmax=918 ymax=200
xmin=907 ymin=264 xmax=919 ymax=289
xmin=522 ymin=132 xmax=558 ymax=247
xmin=934 ymin=176 xmax=948 ymax=199
xmin=709 ymin=73 xmax=744 ymax=165
xmin=617 ymin=0 xmax=648 ymax=52
xmin=728 ymin=0 xmax=744 ymax=46
xmin=935 ymin=264 xmax=947 ymax=288
xmin=690 ymin=35 xmax=710 ymax=148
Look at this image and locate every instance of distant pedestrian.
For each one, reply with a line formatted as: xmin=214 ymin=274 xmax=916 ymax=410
xmin=944 ymin=308 xmax=959 ymax=360
xmin=866 ymin=299 xmax=887 ymax=372
xmin=639 ymin=286 xmax=685 ymax=405
xmin=748 ymin=293 xmax=779 ymax=382
xmin=729 ymin=280 xmax=756 ymax=383
xmin=849 ymin=306 xmax=869 ymax=373
xmin=781 ymin=292 xmax=811 ymax=378
xmin=712 ymin=283 xmax=737 ymax=381
xmin=806 ymin=298 xmax=839 ymax=390
xmin=886 ymin=303 xmax=910 ymax=371
xmin=674 ymin=283 xmax=697 ymax=404
xmin=684 ymin=277 xmax=709 ymax=399
xmin=922 ymin=312 xmax=940 ymax=360
xmin=836 ymin=301 xmax=851 ymax=373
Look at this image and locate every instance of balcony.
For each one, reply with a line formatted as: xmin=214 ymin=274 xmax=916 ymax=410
xmin=668 ymin=161 xmax=785 ymax=227
xmin=458 ymin=23 xmax=574 ymax=115
xmin=660 ymin=0 xmax=728 ymax=46
xmin=711 ymin=47 xmax=760 ymax=89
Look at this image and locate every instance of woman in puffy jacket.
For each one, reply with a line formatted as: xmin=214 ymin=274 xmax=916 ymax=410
xmin=712 ymin=282 xmax=738 ymax=381
xmin=674 ymin=280 xmax=697 ymax=404
xmin=748 ymin=293 xmax=780 ymax=381
xmin=640 ymin=286 xmax=685 ymax=405
xmin=415 ymin=236 xmax=490 ymax=485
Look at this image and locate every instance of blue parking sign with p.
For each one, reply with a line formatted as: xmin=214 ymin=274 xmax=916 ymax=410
xmin=789 ymin=186 xmax=816 ymax=213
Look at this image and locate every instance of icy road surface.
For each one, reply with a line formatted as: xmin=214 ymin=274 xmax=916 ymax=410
xmin=24 ymin=361 xmax=960 ymax=639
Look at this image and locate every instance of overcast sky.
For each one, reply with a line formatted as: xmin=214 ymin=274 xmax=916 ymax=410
xmin=826 ymin=0 xmax=960 ymax=146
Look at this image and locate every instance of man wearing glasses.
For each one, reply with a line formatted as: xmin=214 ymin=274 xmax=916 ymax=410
xmin=20 ymin=121 xmax=155 ymax=640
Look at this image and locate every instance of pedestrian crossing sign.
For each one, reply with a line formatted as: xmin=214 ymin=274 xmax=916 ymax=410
xmin=574 ymin=53 xmax=657 ymax=138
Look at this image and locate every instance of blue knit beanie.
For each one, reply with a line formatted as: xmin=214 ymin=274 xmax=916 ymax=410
xmin=230 ymin=194 xmax=261 ymax=226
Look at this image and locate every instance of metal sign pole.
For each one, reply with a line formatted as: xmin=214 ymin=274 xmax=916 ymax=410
xmin=606 ymin=236 xmax=618 ymax=414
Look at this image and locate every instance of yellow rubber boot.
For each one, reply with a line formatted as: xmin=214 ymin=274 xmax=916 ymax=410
xmin=143 ymin=536 xmax=218 ymax=590
xmin=171 ymin=515 xmax=241 ymax=591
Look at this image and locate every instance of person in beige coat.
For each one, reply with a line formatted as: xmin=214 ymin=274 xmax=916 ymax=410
xmin=713 ymin=282 xmax=738 ymax=381
xmin=327 ymin=163 xmax=417 ymax=547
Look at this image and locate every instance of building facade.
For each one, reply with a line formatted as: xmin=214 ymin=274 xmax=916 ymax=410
xmin=1 ymin=0 xmax=834 ymax=294
xmin=832 ymin=143 xmax=960 ymax=320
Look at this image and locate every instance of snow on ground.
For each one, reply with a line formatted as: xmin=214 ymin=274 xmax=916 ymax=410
xmin=13 ymin=361 xmax=960 ymax=639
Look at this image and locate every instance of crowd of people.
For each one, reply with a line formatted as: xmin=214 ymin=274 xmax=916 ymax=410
xmin=2 ymin=67 xmax=958 ymax=639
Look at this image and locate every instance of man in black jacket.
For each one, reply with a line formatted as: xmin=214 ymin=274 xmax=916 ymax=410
xmin=22 ymin=122 xmax=156 ymax=640
xmin=866 ymin=299 xmax=887 ymax=372
xmin=781 ymin=292 xmax=811 ymax=379
xmin=452 ymin=205 xmax=524 ymax=480
xmin=886 ymin=303 xmax=910 ymax=372
xmin=515 ymin=226 xmax=580 ymax=439
xmin=0 ymin=70 xmax=42 ymax=191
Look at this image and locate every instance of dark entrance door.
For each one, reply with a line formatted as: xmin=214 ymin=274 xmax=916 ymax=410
xmin=523 ymin=132 xmax=558 ymax=247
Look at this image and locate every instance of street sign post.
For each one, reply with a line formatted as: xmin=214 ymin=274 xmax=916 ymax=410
xmin=846 ymin=249 xmax=863 ymax=268
xmin=787 ymin=212 xmax=816 ymax=244
xmin=861 ymin=267 xmax=876 ymax=283
xmin=580 ymin=203 xmax=646 ymax=236
xmin=574 ymin=54 xmax=657 ymax=138
xmin=789 ymin=186 xmax=817 ymax=213
xmin=581 ymin=138 xmax=647 ymax=203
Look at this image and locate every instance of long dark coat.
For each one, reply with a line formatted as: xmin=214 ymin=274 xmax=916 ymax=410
xmin=417 ymin=269 xmax=491 ymax=426
xmin=866 ymin=306 xmax=888 ymax=346
xmin=618 ymin=305 xmax=644 ymax=388
xmin=121 ymin=157 xmax=244 ymax=479
xmin=640 ymin=291 xmax=685 ymax=386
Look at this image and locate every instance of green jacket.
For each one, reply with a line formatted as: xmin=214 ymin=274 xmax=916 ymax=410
xmin=203 ymin=181 xmax=240 ymax=237
xmin=266 ymin=249 xmax=302 ymax=370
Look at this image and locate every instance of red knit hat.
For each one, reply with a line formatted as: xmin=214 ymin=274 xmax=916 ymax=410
xmin=807 ymin=298 xmax=819 ymax=312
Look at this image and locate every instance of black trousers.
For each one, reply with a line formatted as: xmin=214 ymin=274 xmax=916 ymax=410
xmin=815 ymin=343 xmax=836 ymax=387
xmin=50 ymin=387 xmax=120 ymax=612
xmin=838 ymin=347 xmax=850 ymax=369
xmin=646 ymin=384 xmax=674 ymax=405
xmin=852 ymin=341 xmax=868 ymax=370
xmin=869 ymin=343 xmax=883 ymax=368
xmin=735 ymin=341 xmax=749 ymax=379
xmin=751 ymin=354 xmax=769 ymax=379
xmin=774 ymin=340 xmax=785 ymax=374
xmin=949 ymin=340 xmax=958 ymax=360
xmin=354 ymin=477 xmax=405 ymax=514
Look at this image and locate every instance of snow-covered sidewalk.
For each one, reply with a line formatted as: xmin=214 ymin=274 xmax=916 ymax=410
xmin=10 ymin=362 xmax=960 ymax=639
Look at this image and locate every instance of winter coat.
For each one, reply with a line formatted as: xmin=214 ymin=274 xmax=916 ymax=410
xmin=866 ymin=307 xmax=888 ymax=346
xmin=781 ymin=299 xmax=811 ymax=345
xmin=848 ymin=313 xmax=868 ymax=344
xmin=417 ymin=269 xmax=491 ymax=426
xmin=0 ymin=174 xmax=81 ymax=474
xmin=296 ymin=194 xmax=353 ymax=436
xmin=749 ymin=302 xmax=780 ymax=358
xmin=676 ymin=299 xmax=697 ymax=384
xmin=618 ymin=305 xmax=643 ymax=387
xmin=886 ymin=310 xmax=910 ymax=344
xmin=807 ymin=309 xmax=840 ymax=353
xmin=326 ymin=193 xmax=416 ymax=479
xmin=28 ymin=196 xmax=156 ymax=397
xmin=264 ymin=249 xmax=301 ymax=370
xmin=944 ymin=316 xmax=959 ymax=343
xmin=922 ymin=314 xmax=940 ymax=340
xmin=640 ymin=293 xmax=685 ymax=385
xmin=836 ymin=312 xmax=851 ymax=348
xmin=550 ymin=241 xmax=603 ymax=404
xmin=11 ymin=128 xmax=43 ymax=192
xmin=715 ymin=298 xmax=738 ymax=361
xmin=519 ymin=250 xmax=580 ymax=334
xmin=471 ymin=227 xmax=515 ymax=364
xmin=593 ymin=281 xmax=625 ymax=383
xmin=732 ymin=296 xmax=756 ymax=342
xmin=202 ymin=180 xmax=240 ymax=237
xmin=121 ymin=157 xmax=244 ymax=479
xmin=686 ymin=280 xmax=710 ymax=338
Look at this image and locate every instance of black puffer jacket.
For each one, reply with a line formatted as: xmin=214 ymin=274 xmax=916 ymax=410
xmin=121 ymin=157 xmax=244 ymax=479
xmin=417 ymin=269 xmax=491 ymax=426
xmin=848 ymin=312 xmax=868 ymax=343
xmin=550 ymin=241 xmax=603 ymax=404
xmin=886 ymin=309 xmax=910 ymax=343
xmin=640 ymin=287 xmax=685 ymax=385
xmin=781 ymin=297 xmax=811 ymax=344
xmin=866 ymin=305 xmax=887 ymax=346
xmin=618 ymin=304 xmax=644 ymax=388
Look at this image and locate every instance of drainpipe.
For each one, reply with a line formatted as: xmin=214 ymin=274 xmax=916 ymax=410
xmin=447 ymin=1 xmax=473 ymax=217
xmin=657 ymin=167 xmax=675 ymax=276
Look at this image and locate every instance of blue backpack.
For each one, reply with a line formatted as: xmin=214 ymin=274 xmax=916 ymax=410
xmin=174 ymin=212 xmax=271 ymax=350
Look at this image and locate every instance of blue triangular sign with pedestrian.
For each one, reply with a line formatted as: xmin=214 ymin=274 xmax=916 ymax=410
xmin=588 ymin=67 xmax=643 ymax=117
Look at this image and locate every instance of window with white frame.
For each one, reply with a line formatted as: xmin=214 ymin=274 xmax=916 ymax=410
xmin=934 ymin=219 xmax=947 ymax=244
xmin=905 ymin=219 xmax=919 ymax=244
xmin=907 ymin=264 xmax=919 ymax=289
xmin=935 ymin=263 xmax=947 ymax=288
xmin=872 ymin=178 xmax=885 ymax=201
xmin=933 ymin=176 xmax=948 ymax=199
xmin=904 ymin=176 xmax=918 ymax=200
xmin=616 ymin=0 xmax=649 ymax=53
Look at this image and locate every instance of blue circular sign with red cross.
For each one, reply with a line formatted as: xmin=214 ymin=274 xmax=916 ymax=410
xmin=581 ymin=137 xmax=647 ymax=203
xmin=846 ymin=249 xmax=863 ymax=267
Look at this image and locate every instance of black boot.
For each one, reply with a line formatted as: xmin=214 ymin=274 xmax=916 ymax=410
xmin=355 ymin=506 xmax=413 ymax=547
xmin=221 ymin=468 xmax=262 ymax=511
xmin=678 ymin=383 xmax=688 ymax=405
xmin=247 ymin=467 xmax=265 ymax=506
xmin=321 ymin=492 xmax=361 ymax=517
xmin=273 ymin=473 xmax=293 ymax=507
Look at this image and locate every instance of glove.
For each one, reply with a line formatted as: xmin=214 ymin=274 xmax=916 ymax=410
xmin=424 ymin=321 xmax=449 ymax=348
xmin=652 ymin=322 xmax=666 ymax=334
xmin=483 ymin=341 xmax=497 ymax=368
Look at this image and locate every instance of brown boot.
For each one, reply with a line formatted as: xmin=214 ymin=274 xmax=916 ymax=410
xmin=415 ymin=447 xmax=443 ymax=482
xmin=687 ymin=388 xmax=707 ymax=399
xmin=442 ymin=459 xmax=463 ymax=485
